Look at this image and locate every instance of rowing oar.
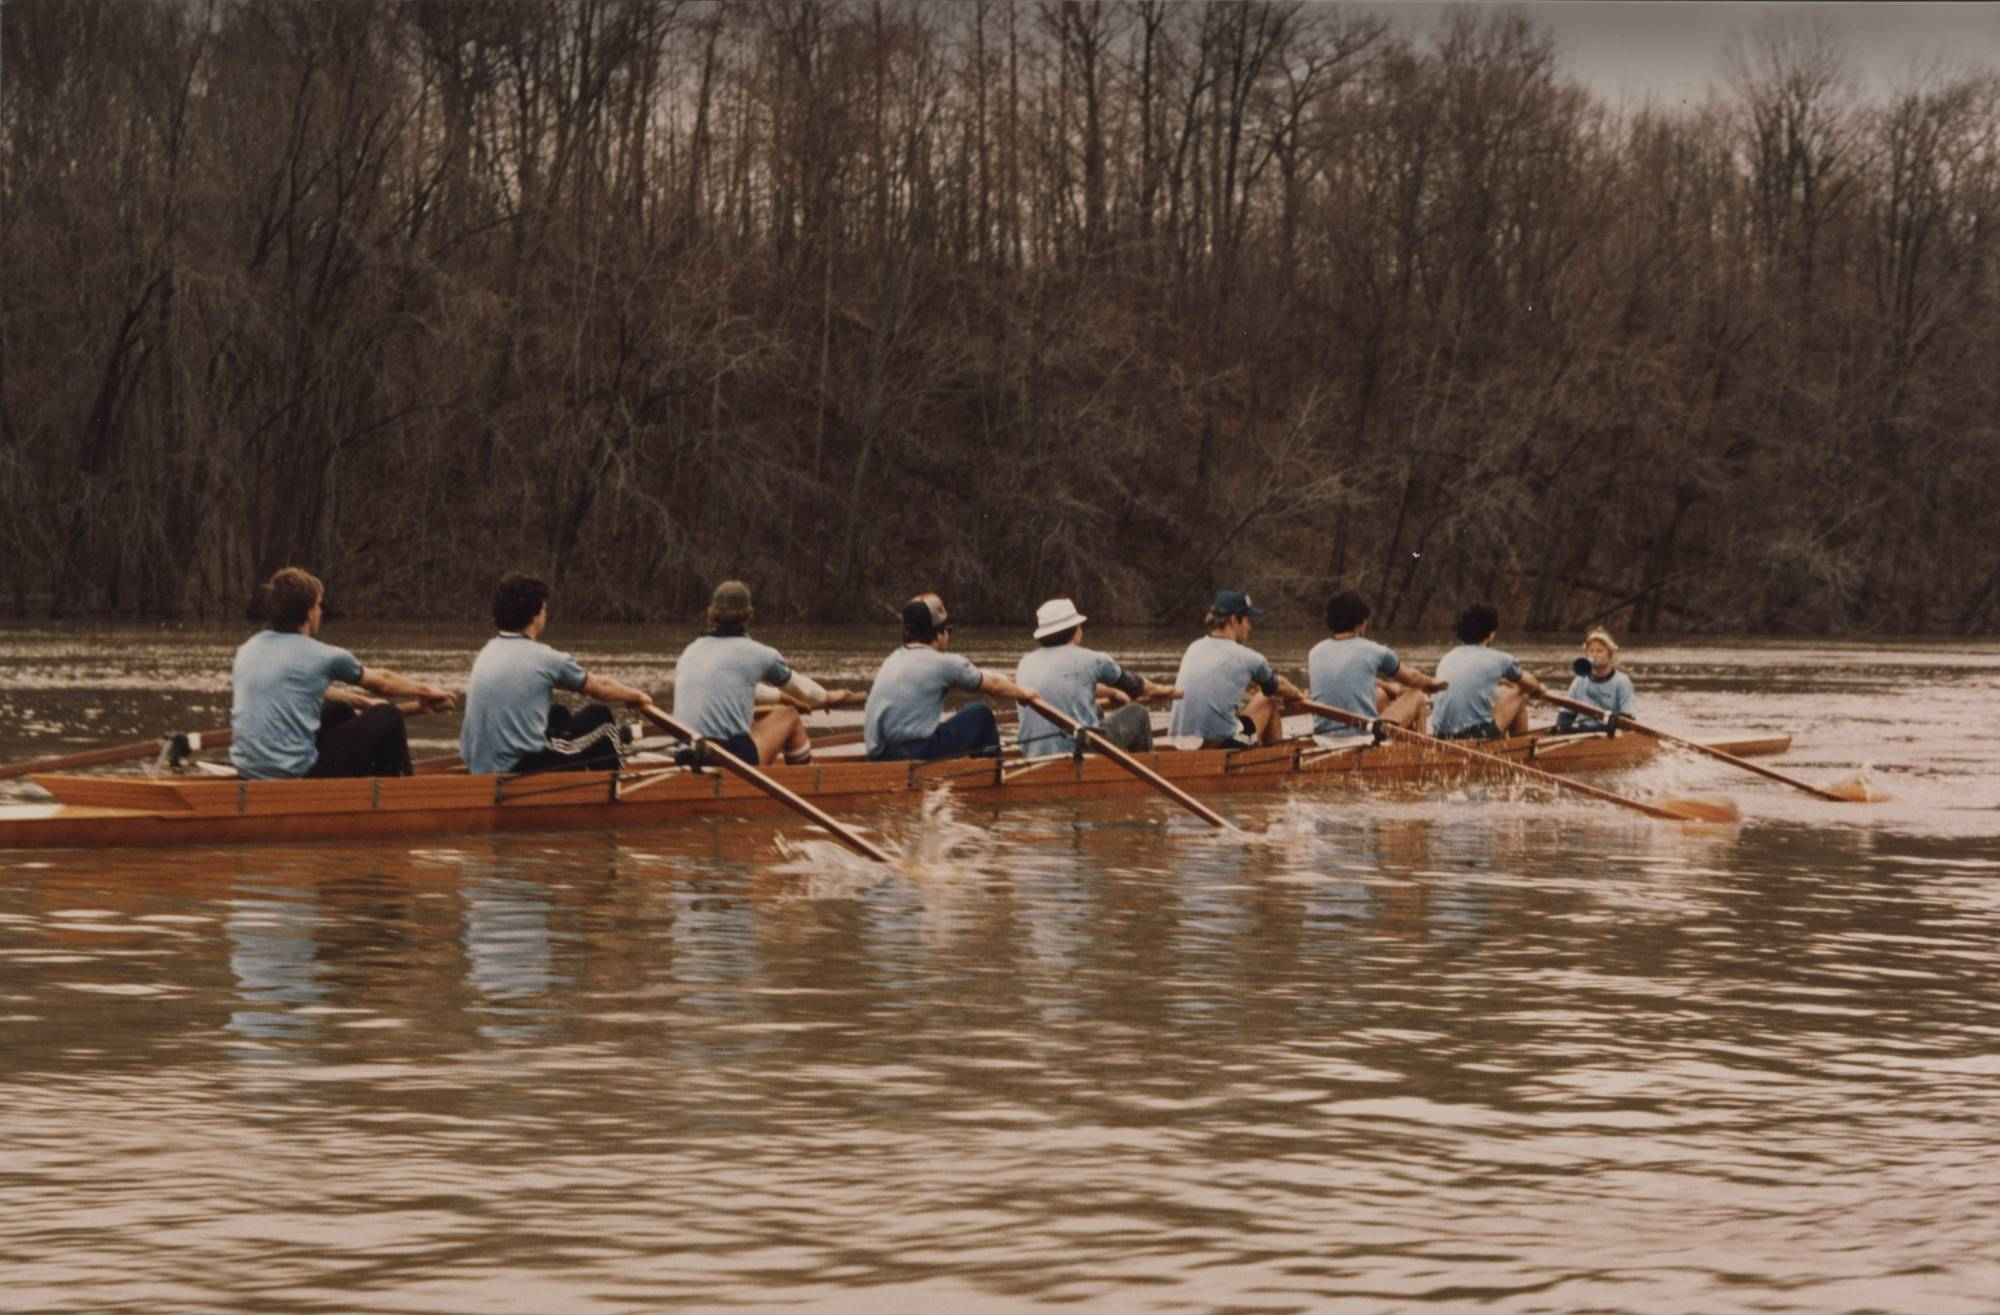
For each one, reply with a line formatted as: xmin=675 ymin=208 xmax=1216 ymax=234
xmin=810 ymin=696 xmax=1147 ymax=751
xmin=1532 ymin=682 xmax=1882 ymax=803
xmin=0 ymin=700 xmax=437 ymax=781
xmin=636 ymin=704 xmax=893 ymax=864
xmin=1291 ymin=698 xmax=1736 ymax=823
xmin=1021 ymin=697 xmax=1240 ymax=831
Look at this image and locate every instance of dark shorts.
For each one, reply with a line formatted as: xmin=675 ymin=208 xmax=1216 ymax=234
xmin=1198 ymin=713 xmax=1260 ymax=751
xmin=871 ymin=704 xmax=1001 ymax=762
xmin=674 ymin=731 xmax=760 ymax=768
xmin=1438 ymin=720 xmax=1504 ymax=742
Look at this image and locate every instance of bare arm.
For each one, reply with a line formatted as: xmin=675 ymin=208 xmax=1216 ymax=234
xmin=981 ymin=671 xmax=1038 ymax=702
xmin=1392 ymin=662 xmax=1447 ymax=693
xmin=756 ymin=674 xmax=859 ymax=710
xmin=581 ymin=672 xmax=650 ymax=707
xmin=358 ymin=667 xmax=456 ymax=711
xmin=785 ymin=672 xmax=860 ymax=708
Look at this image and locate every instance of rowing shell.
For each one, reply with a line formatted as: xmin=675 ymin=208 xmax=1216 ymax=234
xmin=0 ymin=728 xmax=1790 ymax=851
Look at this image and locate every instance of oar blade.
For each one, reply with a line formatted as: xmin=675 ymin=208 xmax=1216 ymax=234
xmin=1661 ymin=796 xmax=1740 ymax=824
xmin=1824 ymin=774 xmax=1890 ymax=803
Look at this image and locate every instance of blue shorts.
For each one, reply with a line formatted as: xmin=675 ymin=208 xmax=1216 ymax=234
xmin=871 ymin=704 xmax=1001 ymax=762
xmin=676 ymin=731 xmax=760 ymax=768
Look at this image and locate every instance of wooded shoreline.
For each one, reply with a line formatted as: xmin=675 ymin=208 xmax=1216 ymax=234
xmin=4 ymin=1 xmax=1996 ymax=634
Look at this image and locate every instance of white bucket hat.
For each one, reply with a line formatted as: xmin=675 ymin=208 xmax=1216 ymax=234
xmin=1033 ymin=597 xmax=1088 ymax=639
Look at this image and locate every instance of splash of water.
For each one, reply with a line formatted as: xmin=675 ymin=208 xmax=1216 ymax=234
xmin=889 ymin=790 xmax=1002 ymax=876
xmin=768 ymin=790 xmax=1001 ymax=889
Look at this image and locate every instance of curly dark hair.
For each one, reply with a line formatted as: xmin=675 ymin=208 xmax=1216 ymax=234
xmin=1453 ymin=603 xmax=1500 ymax=646
xmin=493 ymin=572 xmax=551 ymax=631
xmin=1325 ymin=591 xmax=1371 ymax=632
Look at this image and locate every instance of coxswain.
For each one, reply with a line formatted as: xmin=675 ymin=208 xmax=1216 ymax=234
xmin=229 ymin=567 xmax=454 ymax=780
xmin=1167 ymin=590 xmax=1303 ymax=749
xmin=863 ymin=593 xmax=1037 ymax=761
xmin=460 ymin=572 xmax=650 ymax=775
xmin=1554 ymin=627 xmax=1635 ymax=733
xmin=1014 ymin=597 xmax=1179 ymax=758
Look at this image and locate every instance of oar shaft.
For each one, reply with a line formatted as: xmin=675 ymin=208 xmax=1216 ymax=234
xmin=0 ymin=699 xmax=437 ymax=781
xmin=1294 ymin=698 xmax=1693 ymax=821
xmin=1023 ymin=697 xmax=1237 ymax=831
xmin=0 ymin=736 xmax=188 ymax=780
xmin=1532 ymin=688 xmax=1852 ymax=803
xmin=638 ymin=705 xmax=892 ymax=863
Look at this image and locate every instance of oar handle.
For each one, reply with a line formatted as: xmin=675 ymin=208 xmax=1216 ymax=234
xmin=1291 ymin=698 xmax=1698 ymax=821
xmin=1023 ymin=697 xmax=1237 ymax=831
xmin=637 ymin=704 xmax=893 ymax=863
xmin=1534 ymin=688 xmax=1612 ymax=721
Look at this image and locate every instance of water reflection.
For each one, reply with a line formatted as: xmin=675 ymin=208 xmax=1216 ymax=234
xmin=225 ymin=885 xmax=326 ymax=1042
xmin=461 ymin=865 xmax=560 ymax=1041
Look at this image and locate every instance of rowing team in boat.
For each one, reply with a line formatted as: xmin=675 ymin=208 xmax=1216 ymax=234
xmin=225 ymin=567 xmax=1639 ymax=783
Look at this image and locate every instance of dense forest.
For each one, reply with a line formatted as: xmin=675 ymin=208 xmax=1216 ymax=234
xmin=3 ymin=0 xmax=1997 ymax=633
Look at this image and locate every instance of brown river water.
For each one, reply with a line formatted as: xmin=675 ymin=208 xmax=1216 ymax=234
xmin=2 ymin=621 xmax=1998 ymax=1314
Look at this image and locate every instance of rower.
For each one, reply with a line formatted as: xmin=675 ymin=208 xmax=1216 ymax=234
xmin=1428 ymin=603 xmax=1547 ymax=740
xmin=460 ymin=572 xmax=651 ymax=775
xmin=1308 ymin=591 xmax=1447 ymax=742
xmin=672 ymin=581 xmax=857 ymax=767
xmin=229 ymin=567 xmax=455 ymax=781
xmin=1554 ymin=627 xmax=1635 ymax=733
xmin=1014 ymin=597 xmax=1179 ymax=758
xmin=863 ymin=593 xmax=1037 ymax=761
xmin=1167 ymin=590 xmax=1304 ymax=749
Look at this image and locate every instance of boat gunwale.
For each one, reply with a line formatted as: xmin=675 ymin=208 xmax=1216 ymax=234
xmin=5 ymin=728 xmax=1794 ymax=850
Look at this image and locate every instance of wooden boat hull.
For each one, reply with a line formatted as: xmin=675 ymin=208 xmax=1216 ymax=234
xmin=0 ymin=728 xmax=1791 ymax=851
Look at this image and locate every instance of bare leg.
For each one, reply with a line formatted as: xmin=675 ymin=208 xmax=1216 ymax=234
xmin=750 ymin=706 xmax=804 ymax=766
xmin=1492 ymin=688 xmax=1530 ymax=736
xmin=1379 ymin=688 xmax=1428 ymax=730
xmin=1242 ymin=694 xmax=1284 ymax=745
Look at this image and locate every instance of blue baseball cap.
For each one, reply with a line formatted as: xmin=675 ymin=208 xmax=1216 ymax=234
xmin=1210 ymin=589 xmax=1264 ymax=619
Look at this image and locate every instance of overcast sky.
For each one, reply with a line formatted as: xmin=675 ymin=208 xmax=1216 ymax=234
xmin=1358 ymin=1 xmax=2000 ymax=106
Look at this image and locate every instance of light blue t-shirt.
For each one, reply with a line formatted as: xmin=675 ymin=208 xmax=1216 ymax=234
xmin=1015 ymin=644 xmax=1123 ymax=757
xmin=1168 ymin=635 xmax=1277 ymax=742
xmin=1557 ymin=669 xmax=1636 ymax=730
xmin=672 ymin=634 xmax=792 ymax=740
xmin=1428 ymin=644 xmax=1524 ymax=737
xmin=229 ymin=630 xmax=367 ymax=779
xmin=460 ymin=634 xmax=591 ymax=774
xmin=863 ymin=645 xmax=983 ymax=757
xmin=1308 ymin=636 xmax=1402 ymax=736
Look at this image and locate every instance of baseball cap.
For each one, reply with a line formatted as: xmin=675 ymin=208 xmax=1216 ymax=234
xmin=710 ymin=580 xmax=753 ymax=614
xmin=1210 ymin=589 xmax=1264 ymax=619
xmin=903 ymin=592 xmax=950 ymax=638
